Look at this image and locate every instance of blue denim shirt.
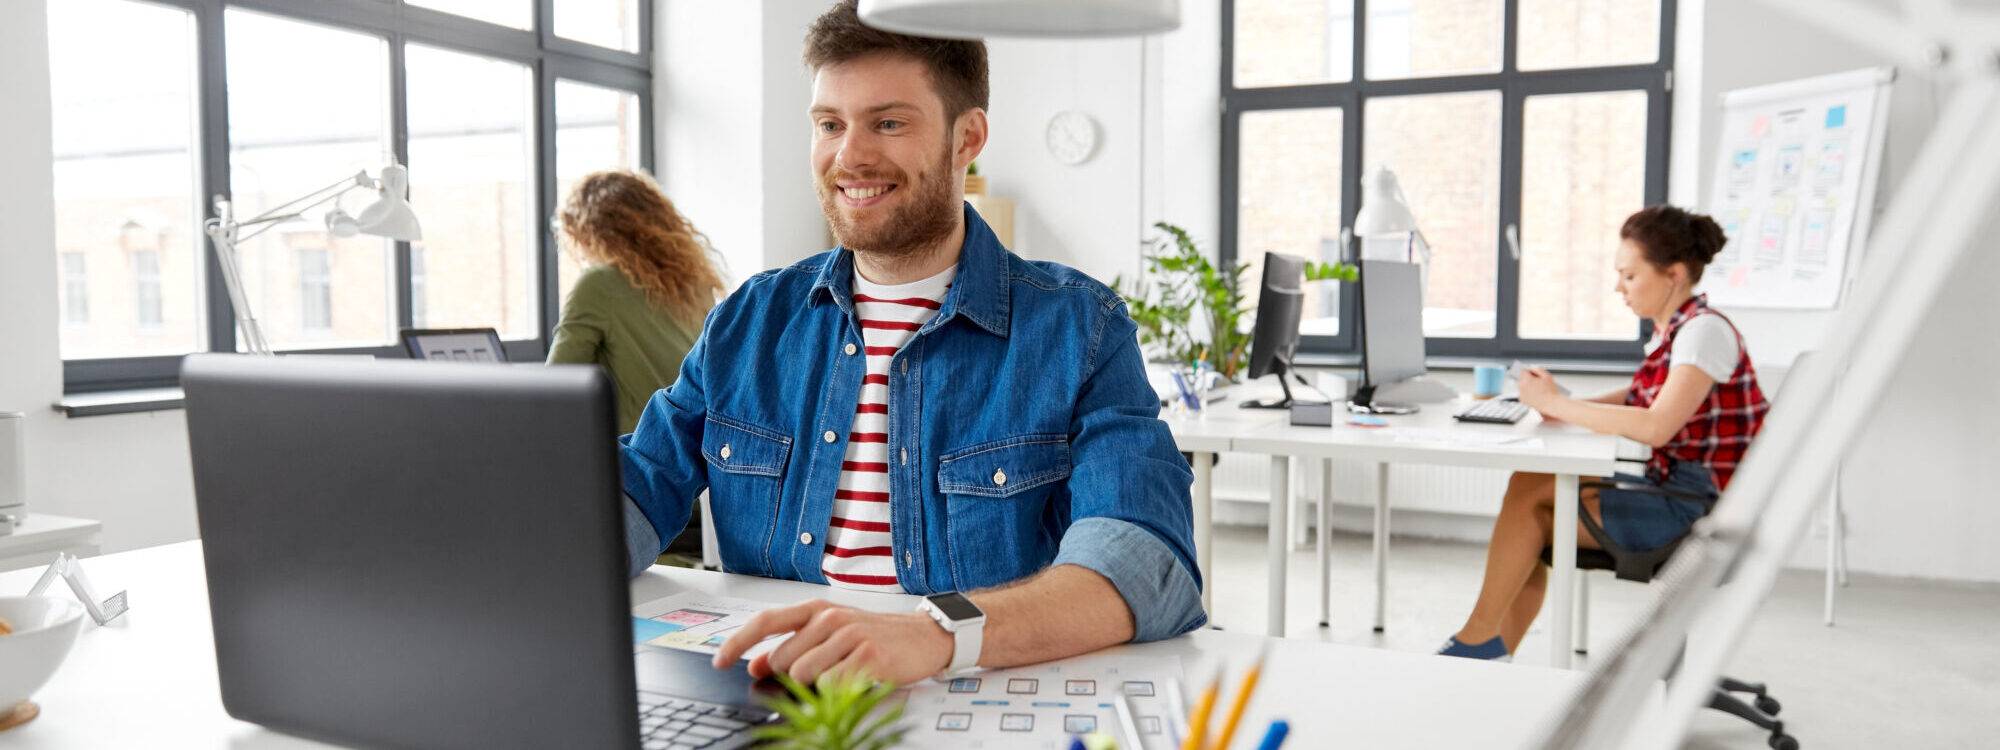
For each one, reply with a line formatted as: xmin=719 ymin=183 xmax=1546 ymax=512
xmin=618 ymin=204 xmax=1205 ymax=641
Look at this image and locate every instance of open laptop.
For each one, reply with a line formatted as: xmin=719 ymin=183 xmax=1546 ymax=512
xmin=181 ymin=354 xmax=775 ymax=750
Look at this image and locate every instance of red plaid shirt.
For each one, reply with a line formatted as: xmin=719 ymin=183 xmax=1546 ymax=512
xmin=1626 ymin=295 xmax=1769 ymax=490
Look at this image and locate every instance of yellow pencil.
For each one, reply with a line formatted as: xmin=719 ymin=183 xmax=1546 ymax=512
xmin=1213 ymin=648 xmax=1270 ymax=750
xmin=1181 ymin=670 xmax=1222 ymax=750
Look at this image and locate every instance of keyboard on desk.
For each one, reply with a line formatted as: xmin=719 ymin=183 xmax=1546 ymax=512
xmin=637 ymin=690 xmax=773 ymax=750
xmin=1454 ymin=399 xmax=1531 ymax=425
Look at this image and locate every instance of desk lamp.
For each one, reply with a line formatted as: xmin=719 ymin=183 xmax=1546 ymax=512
xmin=203 ymin=162 xmax=422 ymax=355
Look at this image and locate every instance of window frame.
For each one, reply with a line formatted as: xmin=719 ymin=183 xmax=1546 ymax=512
xmin=60 ymin=0 xmax=654 ymax=393
xmin=1220 ymin=0 xmax=1675 ymax=364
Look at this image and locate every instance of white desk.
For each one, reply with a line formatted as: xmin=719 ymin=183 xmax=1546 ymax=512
xmin=0 ymin=541 xmax=1659 ymax=748
xmin=1169 ymin=396 xmax=1622 ymax=668
xmin=0 ymin=514 xmax=102 ymax=573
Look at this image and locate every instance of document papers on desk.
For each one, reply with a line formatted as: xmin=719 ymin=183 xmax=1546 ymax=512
xmin=901 ymin=654 xmax=1184 ymax=749
xmin=632 ymin=592 xmax=791 ymax=661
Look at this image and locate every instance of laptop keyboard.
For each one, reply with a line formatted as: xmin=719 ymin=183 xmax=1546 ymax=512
xmin=636 ymin=690 xmax=772 ymax=750
xmin=1454 ymin=398 xmax=1531 ymax=424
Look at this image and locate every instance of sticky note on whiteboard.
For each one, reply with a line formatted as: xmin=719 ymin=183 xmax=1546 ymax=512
xmin=1825 ymin=105 xmax=1847 ymax=128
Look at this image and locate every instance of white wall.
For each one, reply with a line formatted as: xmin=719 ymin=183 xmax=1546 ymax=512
xmin=1673 ymin=0 xmax=2000 ymax=582
xmin=0 ymin=1 xmax=201 ymax=556
xmin=655 ymin=0 xmax=827 ymax=285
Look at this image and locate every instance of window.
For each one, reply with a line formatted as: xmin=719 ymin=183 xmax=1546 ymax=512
xmin=554 ymin=79 xmax=645 ymax=298
xmin=406 ymin=44 xmax=536 ymax=339
xmin=227 ymin=10 xmax=393 ymax=351
xmin=1223 ymin=0 xmax=1671 ymax=361
xmin=61 ymin=253 xmax=90 ymax=327
xmin=557 ymin=0 xmax=642 ymax=53
xmin=410 ymin=246 xmax=428 ymax=329
xmin=47 ymin=0 xmax=202 ymax=360
xmin=407 ymin=0 xmax=531 ymax=31
xmin=298 ymin=248 xmax=333 ymax=332
xmin=132 ymin=250 xmax=164 ymax=329
xmin=50 ymin=0 xmax=652 ymax=392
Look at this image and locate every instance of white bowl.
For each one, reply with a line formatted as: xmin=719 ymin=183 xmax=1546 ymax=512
xmin=0 ymin=596 xmax=86 ymax=707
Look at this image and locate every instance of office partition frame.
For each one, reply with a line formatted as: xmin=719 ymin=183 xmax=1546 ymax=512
xmin=61 ymin=0 xmax=654 ymax=393
xmin=1535 ymin=7 xmax=2000 ymax=743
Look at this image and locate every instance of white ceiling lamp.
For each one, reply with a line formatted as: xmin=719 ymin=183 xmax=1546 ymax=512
xmin=858 ymin=0 xmax=1180 ymax=39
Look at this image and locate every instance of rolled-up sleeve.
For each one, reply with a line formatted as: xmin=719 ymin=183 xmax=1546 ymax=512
xmin=618 ymin=320 xmax=715 ymax=578
xmin=1057 ymin=310 xmax=1205 ymax=641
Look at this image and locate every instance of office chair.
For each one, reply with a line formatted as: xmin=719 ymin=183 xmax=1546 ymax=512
xmin=1540 ymin=481 xmax=1799 ymax=750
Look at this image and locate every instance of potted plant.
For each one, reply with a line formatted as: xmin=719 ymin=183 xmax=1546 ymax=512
xmin=1116 ymin=222 xmax=1355 ymax=381
xmin=752 ymin=671 xmax=908 ymax=750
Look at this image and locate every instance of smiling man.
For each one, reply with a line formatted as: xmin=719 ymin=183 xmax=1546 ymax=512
xmin=616 ymin=0 xmax=1204 ymax=687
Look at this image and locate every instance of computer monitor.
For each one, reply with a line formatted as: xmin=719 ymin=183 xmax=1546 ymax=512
xmin=400 ymin=327 xmax=508 ymax=362
xmin=1241 ymin=252 xmax=1311 ymax=409
xmin=1350 ymin=259 xmax=1427 ymax=414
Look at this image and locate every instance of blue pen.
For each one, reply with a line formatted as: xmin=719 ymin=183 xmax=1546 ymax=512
xmin=1170 ymin=371 xmax=1199 ymax=409
xmin=1255 ymin=719 xmax=1290 ymax=750
xmin=1068 ymin=738 xmax=1086 ymax=750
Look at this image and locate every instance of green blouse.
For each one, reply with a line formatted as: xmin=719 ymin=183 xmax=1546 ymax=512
xmin=546 ymin=265 xmax=706 ymax=434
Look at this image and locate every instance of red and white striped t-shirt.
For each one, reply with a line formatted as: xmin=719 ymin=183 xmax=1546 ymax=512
xmin=821 ymin=267 xmax=954 ymax=593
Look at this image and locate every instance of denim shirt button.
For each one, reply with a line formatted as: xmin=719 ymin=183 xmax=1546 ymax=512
xmin=799 ymin=532 xmax=814 ymax=545
xmin=993 ymin=468 xmax=1007 ymax=486
xmin=844 ymin=343 xmax=857 ymax=356
xmin=823 ymin=430 xmax=837 ymax=443
xmin=719 ymin=444 xmax=731 ymax=461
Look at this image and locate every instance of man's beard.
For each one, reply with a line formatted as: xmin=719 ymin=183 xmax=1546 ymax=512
xmin=817 ymin=141 xmax=959 ymax=261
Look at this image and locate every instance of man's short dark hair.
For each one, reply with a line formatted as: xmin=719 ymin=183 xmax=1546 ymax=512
xmin=803 ymin=0 xmax=990 ymax=120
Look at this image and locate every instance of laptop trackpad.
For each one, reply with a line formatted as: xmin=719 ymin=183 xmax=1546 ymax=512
xmin=634 ymin=646 xmax=778 ymax=710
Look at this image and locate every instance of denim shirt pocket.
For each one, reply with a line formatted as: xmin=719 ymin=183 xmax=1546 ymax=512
xmin=701 ymin=413 xmax=790 ymax=575
xmin=937 ymin=434 xmax=1072 ymax=590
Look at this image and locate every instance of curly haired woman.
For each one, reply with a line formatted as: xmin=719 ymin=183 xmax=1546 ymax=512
xmin=548 ymin=169 xmax=726 ymax=434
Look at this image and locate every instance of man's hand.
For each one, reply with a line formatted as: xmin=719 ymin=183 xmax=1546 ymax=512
xmin=711 ymin=599 xmax=952 ymax=686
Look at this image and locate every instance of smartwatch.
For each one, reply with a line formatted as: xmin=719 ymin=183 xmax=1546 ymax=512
xmin=916 ymin=592 xmax=986 ymax=677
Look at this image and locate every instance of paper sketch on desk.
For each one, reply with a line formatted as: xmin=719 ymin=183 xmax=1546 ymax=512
xmin=1387 ymin=427 xmax=1541 ymax=449
xmin=631 ymin=591 xmax=790 ymax=661
xmin=899 ymin=653 xmax=1183 ymax=749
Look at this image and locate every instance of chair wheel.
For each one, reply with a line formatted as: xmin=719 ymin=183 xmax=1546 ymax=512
xmin=1769 ymin=732 xmax=1799 ymax=750
xmin=1756 ymin=695 xmax=1782 ymax=715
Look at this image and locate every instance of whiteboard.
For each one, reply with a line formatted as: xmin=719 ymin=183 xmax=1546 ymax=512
xmin=1701 ymin=67 xmax=1894 ymax=309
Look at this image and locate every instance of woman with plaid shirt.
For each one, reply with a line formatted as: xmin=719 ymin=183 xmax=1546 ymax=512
xmin=1440 ymin=205 xmax=1770 ymax=661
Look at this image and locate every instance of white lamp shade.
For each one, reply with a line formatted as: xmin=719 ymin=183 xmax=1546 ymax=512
xmin=353 ymin=163 xmax=422 ymax=241
xmin=324 ymin=208 xmax=361 ymax=238
xmin=1354 ymin=167 xmax=1417 ymax=237
xmin=858 ymin=0 xmax=1179 ymax=39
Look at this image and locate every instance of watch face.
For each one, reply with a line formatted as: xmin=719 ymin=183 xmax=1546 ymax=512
xmin=928 ymin=592 xmax=982 ymax=621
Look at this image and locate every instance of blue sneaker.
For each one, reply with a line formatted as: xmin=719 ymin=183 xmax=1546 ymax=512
xmin=1437 ymin=635 xmax=1511 ymax=661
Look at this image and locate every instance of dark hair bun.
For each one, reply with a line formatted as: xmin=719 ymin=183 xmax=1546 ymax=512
xmin=1620 ymin=205 xmax=1728 ymax=283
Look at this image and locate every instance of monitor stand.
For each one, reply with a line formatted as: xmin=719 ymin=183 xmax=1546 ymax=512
xmin=1346 ymin=384 xmax=1417 ymax=415
xmin=1241 ymin=369 xmax=1300 ymax=409
xmin=1240 ymin=363 xmax=1327 ymax=410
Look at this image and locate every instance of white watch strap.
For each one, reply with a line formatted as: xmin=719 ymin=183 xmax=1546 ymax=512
xmin=946 ymin=617 xmax=983 ymax=676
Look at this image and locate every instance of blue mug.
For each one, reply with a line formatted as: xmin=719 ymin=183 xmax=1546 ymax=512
xmin=1473 ymin=364 xmax=1505 ymax=399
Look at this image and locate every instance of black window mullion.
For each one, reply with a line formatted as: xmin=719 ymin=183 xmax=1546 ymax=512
xmin=536 ymin=59 xmax=561 ymax=352
xmin=198 ymin=0 xmax=236 ymax=358
xmin=1497 ymin=80 xmax=1524 ymax=350
xmin=389 ymin=35 xmax=413 ymax=334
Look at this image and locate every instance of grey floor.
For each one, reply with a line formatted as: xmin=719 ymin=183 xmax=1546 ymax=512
xmin=1204 ymin=525 xmax=2000 ymax=749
